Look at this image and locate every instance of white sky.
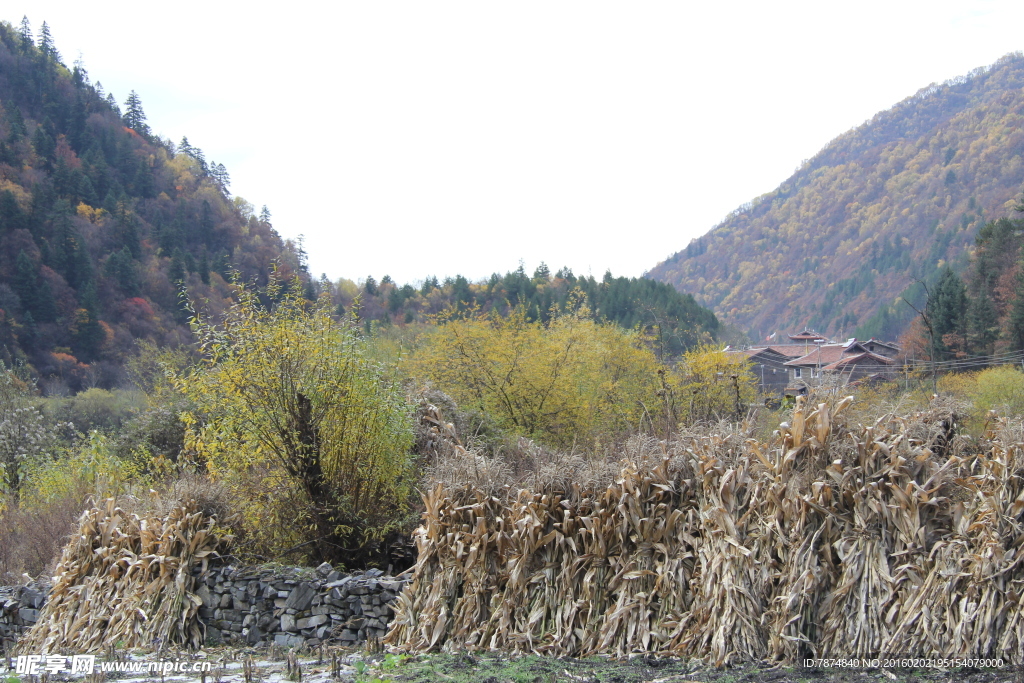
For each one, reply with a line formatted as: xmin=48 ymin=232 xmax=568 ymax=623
xmin=9 ymin=2 xmax=1024 ymax=285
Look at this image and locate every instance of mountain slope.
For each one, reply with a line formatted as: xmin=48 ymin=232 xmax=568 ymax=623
xmin=647 ymin=53 xmax=1024 ymax=341
xmin=0 ymin=19 xmax=307 ymax=391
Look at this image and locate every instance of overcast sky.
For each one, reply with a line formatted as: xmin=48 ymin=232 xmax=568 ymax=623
xmin=9 ymin=2 xmax=1024 ymax=285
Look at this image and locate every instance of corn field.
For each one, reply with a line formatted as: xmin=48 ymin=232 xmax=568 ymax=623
xmin=18 ymin=498 xmax=230 ymax=653
xmin=386 ymin=396 xmax=1024 ymax=665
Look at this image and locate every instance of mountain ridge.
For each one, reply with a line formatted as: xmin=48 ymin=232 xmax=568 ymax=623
xmin=647 ymin=52 xmax=1024 ymax=341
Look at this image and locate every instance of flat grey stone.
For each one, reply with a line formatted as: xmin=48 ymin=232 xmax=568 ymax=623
xmin=284 ymin=583 xmax=316 ymax=611
xmin=281 ymin=614 xmax=297 ymax=632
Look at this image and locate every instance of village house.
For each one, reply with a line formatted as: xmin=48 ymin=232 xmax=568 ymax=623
xmin=730 ymin=330 xmax=900 ymax=396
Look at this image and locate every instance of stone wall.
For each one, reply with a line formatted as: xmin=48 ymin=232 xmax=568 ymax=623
xmin=0 ymin=584 xmax=48 ymax=646
xmin=1 ymin=565 xmax=409 ymax=650
xmin=188 ymin=563 xmax=408 ymax=648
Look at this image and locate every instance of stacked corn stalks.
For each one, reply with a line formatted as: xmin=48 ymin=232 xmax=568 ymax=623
xmin=388 ymin=396 xmax=1024 ymax=664
xmin=18 ymin=498 xmax=230 ymax=653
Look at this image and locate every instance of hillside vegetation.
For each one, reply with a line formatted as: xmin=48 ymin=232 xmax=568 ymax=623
xmin=648 ymin=53 xmax=1024 ymax=341
xmin=0 ymin=18 xmax=306 ymax=391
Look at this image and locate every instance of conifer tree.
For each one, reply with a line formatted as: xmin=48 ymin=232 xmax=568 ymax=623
xmin=7 ymin=107 xmax=26 ymax=141
xmin=105 ymin=247 xmax=139 ymax=295
xmin=37 ymin=21 xmax=58 ymax=61
xmin=169 ymin=248 xmax=186 ymax=284
xmin=13 ymin=250 xmax=39 ymax=319
xmin=18 ymin=16 xmax=32 ymax=47
xmin=0 ymin=191 xmax=26 ymax=233
xmin=198 ymin=249 xmax=210 ymax=285
xmin=1008 ymin=265 xmax=1024 ymax=351
xmin=178 ymin=136 xmax=193 ymax=157
xmin=72 ymin=283 xmax=104 ymax=361
xmin=211 ymin=162 xmax=230 ymax=191
xmin=122 ymin=90 xmax=149 ymax=136
xmin=925 ymin=266 xmax=968 ymax=359
xmin=968 ymin=287 xmax=998 ymax=355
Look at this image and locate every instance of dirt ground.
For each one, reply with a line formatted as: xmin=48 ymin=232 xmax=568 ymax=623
xmin=372 ymin=652 xmax=1021 ymax=683
xmin=5 ymin=647 xmax=1020 ymax=683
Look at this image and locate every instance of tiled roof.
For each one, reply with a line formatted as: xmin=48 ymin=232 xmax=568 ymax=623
xmin=759 ymin=344 xmax=818 ymax=357
xmin=788 ymin=329 xmax=827 ymax=341
xmin=821 ymin=351 xmax=895 ymax=371
xmin=783 ymin=344 xmax=851 ymax=366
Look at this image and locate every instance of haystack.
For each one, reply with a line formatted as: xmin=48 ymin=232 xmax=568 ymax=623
xmin=18 ymin=497 xmax=231 ymax=653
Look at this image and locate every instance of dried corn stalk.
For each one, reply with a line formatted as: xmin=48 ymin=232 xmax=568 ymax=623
xmin=18 ymin=498 xmax=230 ymax=653
xmin=388 ymin=398 xmax=1024 ymax=665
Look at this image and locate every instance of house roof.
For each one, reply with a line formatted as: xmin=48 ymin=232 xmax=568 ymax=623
xmin=821 ymin=351 xmax=895 ymax=371
xmin=784 ymin=344 xmax=855 ymax=367
xmin=760 ymin=344 xmax=818 ymax=357
xmin=788 ymin=329 xmax=827 ymax=341
xmin=744 ymin=347 xmax=793 ymax=362
xmin=864 ymin=338 xmax=900 ymax=350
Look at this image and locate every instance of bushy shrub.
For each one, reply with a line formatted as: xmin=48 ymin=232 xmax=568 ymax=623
xmin=176 ymin=275 xmax=416 ymax=566
xmin=408 ymin=297 xmax=664 ymax=449
xmin=45 ymin=387 xmax=141 ymax=434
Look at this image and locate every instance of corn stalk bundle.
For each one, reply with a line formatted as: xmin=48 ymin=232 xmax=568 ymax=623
xmin=18 ymin=498 xmax=229 ymax=653
xmin=389 ymin=397 xmax=1024 ymax=665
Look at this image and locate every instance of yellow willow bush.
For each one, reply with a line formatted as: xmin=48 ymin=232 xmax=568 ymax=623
xmin=669 ymin=344 xmax=759 ymax=424
xmin=938 ymin=364 xmax=1024 ymax=431
xmin=175 ymin=275 xmax=416 ymax=566
xmin=407 ymin=298 xmax=664 ymax=450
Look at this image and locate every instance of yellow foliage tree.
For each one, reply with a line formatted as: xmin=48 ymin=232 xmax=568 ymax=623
xmin=408 ymin=296 xmax=663 ymax=449
xmin=176 ymin=275 xmax=415 ymax=566
xmin=670 ymin=344 xmax=759 ymax=424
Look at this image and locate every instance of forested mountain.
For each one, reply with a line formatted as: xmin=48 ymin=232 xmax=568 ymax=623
xmin=341 ymin=264 xmax=719 ymax=356
xmin=648 ymin=53 xmax=1024 ymax=341
xmin=0 ymin=19 xmax=307 ymax=391
xmin=0 ymin=18 xmax=721 ymax=395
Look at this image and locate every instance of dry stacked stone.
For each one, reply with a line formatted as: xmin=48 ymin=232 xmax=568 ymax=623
xmin=0 ymin=583 xmax=48 ymax=646
xmin=195 ymin=563 xmax=409 ymax=648
xmin=0 ymin=564 xmax=407 ymax=650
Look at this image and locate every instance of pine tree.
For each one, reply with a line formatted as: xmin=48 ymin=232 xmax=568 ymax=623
xmin=134 ymin=157 xmax=155 ymax=198
xmin=32 ymin=125 xmax=55 ymax=162
xmin=35 ymin=279 xmax=57 ymax=323
xmin=200 ymin=200 xmax=214 ymax=235
xmin=72 ymin=54 xmax=89 ymax=86
xmin=18 ymin=16 xmax=32 ymax=47
xmin=122 ymin=90 xmax=149 ymax=136
xmin=105 ymin=94 xmax=120 ymax=117
xmin=1008 ymin=265 xmax=1024 ymax=351
xmin=114 ymin=198 xmax=141 ymax=257
xmin=105 ymin=247 xmax=139 ymax=295
xmin=169 ymin=248 xmax=186 ymax=284
xmin=925 ymin=266 xmax=969 ymax=359
xmin=37 ymin=21 xmax=59 ymax=61
xmin=13 ymin=250 xmax=40 ymax=319
xmin=259 ymin=205 xmax=272 ymax=224
xmin=211 ymin=162 xmax=230 ymax=191
xmin=72 ymin=283 xmax=104 ymax=361
xmin=0 ymin=191 xmax=26 ymax=233
xmin=968 ymin=286 xmax=998 ymax=355
xmin=198 ymin=249 xmax=210 ymax=285
xmin=7 ymin=107 xmax=27 ymax=141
